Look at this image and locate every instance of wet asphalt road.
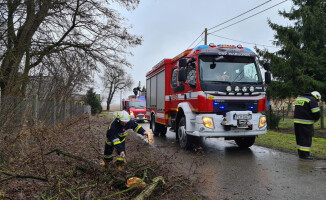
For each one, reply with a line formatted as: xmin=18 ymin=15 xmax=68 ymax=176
xmin=139 ymin=122 xmax=326 ymax=200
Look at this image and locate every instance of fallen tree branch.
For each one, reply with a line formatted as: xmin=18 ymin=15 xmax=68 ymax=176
xmin=0 ymin=171 xmax=48 ymax=183
xmin=134 ymin=176 xmax=165 ymax=200
xmin=46 ymin=183 xmax=97 ymax=200
xmin=45 ymin=148 xmax=100 ymax=169
xmin=64 ymin=188 xmax=77 ymax=199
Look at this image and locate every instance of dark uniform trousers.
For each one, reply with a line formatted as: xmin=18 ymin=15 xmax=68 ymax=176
xmin=104 ymin=139 xmax=125 ymax=163
xmin=294 ymin=123 xmax=313 ymax=157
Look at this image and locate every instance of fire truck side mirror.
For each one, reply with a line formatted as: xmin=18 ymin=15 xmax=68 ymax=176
xmin=265 ymin=71 xmax=271 ymax=84
xmin=179 ymin=59 xmax=187 ymax=68
xmin=178 ymin=67 xmax=186 ymax=82
xmin=263 ymin=62 xmax=270 ymax=71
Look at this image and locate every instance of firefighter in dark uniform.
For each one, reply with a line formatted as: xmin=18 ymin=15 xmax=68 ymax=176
xmin=133 ymin=87 xmax=141 ymax=96
xmin=294 ymin=91 xmax=321 ymax=160
xmin=103 ymin=110 xmax=149 ymax=166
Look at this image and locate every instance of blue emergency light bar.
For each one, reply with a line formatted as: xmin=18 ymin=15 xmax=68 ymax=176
xmin=193 ymin=45 xmax=210 ymax=51
xmin=138 ymin=96 xmax=145 ymax=100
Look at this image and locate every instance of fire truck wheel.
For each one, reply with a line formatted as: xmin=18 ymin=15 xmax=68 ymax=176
xmin=178 ymin=117 xmax=192 ymax=149
xmin=150 ymin=114 xmax=160 ymax=136
xmin=234 ymin=136 xmax=256 ymax=148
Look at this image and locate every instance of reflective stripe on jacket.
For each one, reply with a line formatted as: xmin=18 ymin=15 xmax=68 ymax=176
xmin=106 ymin=118 xmax=145 ymax=152
xmin=294 ymin=93 xmax=320 ymax=124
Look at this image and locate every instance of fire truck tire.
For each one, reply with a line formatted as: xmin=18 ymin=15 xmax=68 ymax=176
xmin=150 ymin=114 xmax=160 ymax=136
xmin=177 ymin=117 xmax=193 ymax=149
xmin=234 ymin=136 xmax=256 ymax=148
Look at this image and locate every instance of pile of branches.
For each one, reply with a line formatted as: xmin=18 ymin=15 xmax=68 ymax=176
xmin=0 ymin=115 xmax=200 ymax=199
xmin=0 ymin=148 xmax=164 ymax=199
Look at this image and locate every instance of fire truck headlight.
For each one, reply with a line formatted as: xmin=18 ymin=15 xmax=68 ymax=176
xmin=226 ymin=86 xmax=232 ymax=92
xmin=202 ymin=117 xmax=214 ymax=129
xmin=235 ymin=86 xmax=240 ymax=92
xmin=259 ymin=115 xmax=266 ymax=128
xmin=242 ymin=86 xmax=247 ymax=92
xmin=130 ymin=111 xmax=134 ymax=116
xmin=249 ymin=86 xmax=255 ymax=92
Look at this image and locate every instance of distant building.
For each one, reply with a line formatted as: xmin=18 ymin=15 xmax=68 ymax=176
xmin=71 ymin=93 xmax=87 ymax=104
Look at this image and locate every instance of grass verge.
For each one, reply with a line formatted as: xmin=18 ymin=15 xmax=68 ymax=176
xmin=278 ymin=117 xmax=326 ymax=130
xmin=256 ymin=130 xmax=326 ymax=159
xmin=98 ymin=111 xmax=114 ymax=118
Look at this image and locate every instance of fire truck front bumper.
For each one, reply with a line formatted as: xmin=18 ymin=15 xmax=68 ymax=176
xmin=131 ymin=113 xmax=146 ymax=121
xmin=188 ymin=111 xmax=267 ymax=137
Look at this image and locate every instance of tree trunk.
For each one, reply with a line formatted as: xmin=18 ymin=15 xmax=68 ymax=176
xmin=107 ymin=101 xmax=110 ymax=111
xmin=0 ymin=0 xmax=52 ymax=97
xmin=286 ymin=98 xmax=292 ymax=117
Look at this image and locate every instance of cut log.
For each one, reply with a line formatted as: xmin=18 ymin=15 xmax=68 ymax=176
xmin=133 ymin=176 xmax=165 ymax=200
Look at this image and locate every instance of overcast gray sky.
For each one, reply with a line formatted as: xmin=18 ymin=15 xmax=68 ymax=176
xmin=98 ymin=0 xmax=293 ymax=104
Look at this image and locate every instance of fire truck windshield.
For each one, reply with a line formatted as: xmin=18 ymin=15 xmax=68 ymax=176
xmin=199 ymin=55 xmax=262 ymax=83
xmin=127 ymin=101 xmax=146 ymax=108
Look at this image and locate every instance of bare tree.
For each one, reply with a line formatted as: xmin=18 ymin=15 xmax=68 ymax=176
xmin=101 ymin=67 xmax=133 ymax=111
xmin=35 ymin=51 xmax=96 ymax=101
xmin=0 ymin=0 xmax=142 ymax=98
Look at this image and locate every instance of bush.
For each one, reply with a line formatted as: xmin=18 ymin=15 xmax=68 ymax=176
xmin=265 ymin=108 xmax=281 ymax=129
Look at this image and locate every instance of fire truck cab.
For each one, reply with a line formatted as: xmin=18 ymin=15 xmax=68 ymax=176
xmin=122 ymin=96 xmax=147 ymax=123
xmin=146 ymin=44 xmax=271 ymax=149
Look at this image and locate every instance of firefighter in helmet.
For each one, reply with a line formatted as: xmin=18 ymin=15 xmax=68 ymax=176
xmin=294 ymin=91 xmax=321 ymax=159
xmin=133 ymin=87 xmax=141 ymax=96
xmin=103 ymin=110 xmax=149 ymax=166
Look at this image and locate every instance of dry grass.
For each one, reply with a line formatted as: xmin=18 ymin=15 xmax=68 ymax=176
xmin=102 ymin=103 xmax=121 ymax=112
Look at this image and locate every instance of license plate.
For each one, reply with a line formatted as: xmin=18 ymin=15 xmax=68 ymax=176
xmin=234 ymin=114 xmax=252 ymax=120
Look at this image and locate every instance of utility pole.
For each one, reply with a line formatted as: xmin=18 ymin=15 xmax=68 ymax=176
xmin=120 ymin=90 xmax=122 ymax=110
xmin=204 ymin=28 xmax=208 ymax=45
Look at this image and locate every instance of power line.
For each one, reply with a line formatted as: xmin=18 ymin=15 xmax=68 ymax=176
xmin=208 ymin=0 xmax=272 ymax=31
xmin=210 ymin=33 xmax=277 ymax=48
xmin=186 ymin=31 xmax=204 ymax=49
xmin=208 ymin=0 xmax=288 ymax=35
xmin=186 ymin=0 xmax=287 ymax=49
xmin=194 ymin=38 xmax=205 ymax=48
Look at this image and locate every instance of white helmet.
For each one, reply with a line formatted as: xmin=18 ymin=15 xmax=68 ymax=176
xmin=116 ymin=110 xmax=131 ymax=122
xmin=311 ymin=91 xmax=321 ymax=101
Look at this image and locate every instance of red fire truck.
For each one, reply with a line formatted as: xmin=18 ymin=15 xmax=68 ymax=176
xmin=145 ymin=44 xmax=271 ymax=149
xmin=122 ymin=95 xmax=146 ymax=123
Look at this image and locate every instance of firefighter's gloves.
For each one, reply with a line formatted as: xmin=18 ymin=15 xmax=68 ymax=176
xmin=120 ymin=151 xmax=126 ymax=158
xmin=143 ymin=131 xmax=150 ymax=137
xmin=145 ymin=131 xmax=154 ymax=144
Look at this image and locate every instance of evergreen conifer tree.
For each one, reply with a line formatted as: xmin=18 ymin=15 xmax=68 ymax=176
xmin=86 ymin=88 xmax=102 ymax=114
xmin=256 ymin=0 xmax=326 ymax=99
